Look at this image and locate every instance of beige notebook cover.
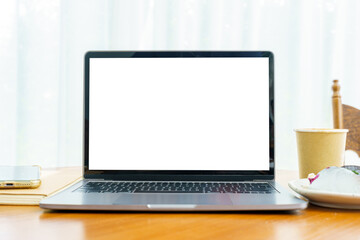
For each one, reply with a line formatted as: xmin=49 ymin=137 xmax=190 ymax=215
xmin=0 ymin=167 xmax=82 ymax=205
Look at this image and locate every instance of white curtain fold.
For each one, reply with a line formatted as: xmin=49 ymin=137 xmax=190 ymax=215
xmin=1 ymin=0 xmax=359 ymax=169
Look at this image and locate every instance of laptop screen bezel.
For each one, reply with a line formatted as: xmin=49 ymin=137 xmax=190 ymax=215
xmin=83 ymin=51 xmax=275 ymax=181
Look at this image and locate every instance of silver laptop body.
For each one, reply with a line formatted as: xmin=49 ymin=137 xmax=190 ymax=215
xmin=40 ymin=51 xmax=307 ymax=211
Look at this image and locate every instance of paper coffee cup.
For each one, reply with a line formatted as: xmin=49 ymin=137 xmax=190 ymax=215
xmin=294 ymin=128 xmax=348 ymax=179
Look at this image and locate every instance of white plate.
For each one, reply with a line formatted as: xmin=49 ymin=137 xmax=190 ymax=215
xmin=288 ymin=179 xmax=360 ymax=209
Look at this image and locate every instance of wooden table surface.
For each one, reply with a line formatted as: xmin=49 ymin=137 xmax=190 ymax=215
xmin=1 ymin=170 xmax=360 ymax=240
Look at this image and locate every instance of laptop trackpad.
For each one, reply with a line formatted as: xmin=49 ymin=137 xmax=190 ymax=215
xmin=114 ymin=193 xmax=232 ymax=205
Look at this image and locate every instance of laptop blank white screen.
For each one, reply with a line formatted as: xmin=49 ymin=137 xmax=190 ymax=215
xmin=89 ymin=57 xmax=269 ymax=171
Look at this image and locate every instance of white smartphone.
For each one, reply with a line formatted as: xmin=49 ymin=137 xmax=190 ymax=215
xmin=0 ymin=166 xmax=41 ymax=189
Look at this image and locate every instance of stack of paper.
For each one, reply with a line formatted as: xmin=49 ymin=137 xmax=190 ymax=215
xmin=0 ymin=167 xmax=82 ymax=205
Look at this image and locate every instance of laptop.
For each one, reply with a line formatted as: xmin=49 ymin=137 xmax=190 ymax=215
xmin=40 ymin=51 xmax=307 ymax=211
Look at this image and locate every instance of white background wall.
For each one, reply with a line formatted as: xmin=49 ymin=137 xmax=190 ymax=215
xmin=1 ymin=0 xmax=360 ymax=169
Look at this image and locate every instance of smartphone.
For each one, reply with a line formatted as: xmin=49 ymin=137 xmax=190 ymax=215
xmin=0 ymin=166 xmax=41 ymax=189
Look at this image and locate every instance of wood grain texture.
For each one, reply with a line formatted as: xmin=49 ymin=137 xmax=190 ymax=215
xmin=343 ymin=104 xmax=360 ymax=157
xmin=1 ymin=170 xmax=360 ymax=240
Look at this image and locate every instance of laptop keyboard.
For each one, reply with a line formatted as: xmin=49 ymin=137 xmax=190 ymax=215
xmin=74 ymin=181 xmax=276 ymax=194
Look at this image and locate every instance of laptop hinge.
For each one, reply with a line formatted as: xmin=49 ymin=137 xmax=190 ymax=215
xmin=85 ymin=178 xmax=275 ymax=182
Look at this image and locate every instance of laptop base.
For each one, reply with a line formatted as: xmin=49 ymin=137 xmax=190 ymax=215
xmin=40 ymin=180 xmax=307 ymax=211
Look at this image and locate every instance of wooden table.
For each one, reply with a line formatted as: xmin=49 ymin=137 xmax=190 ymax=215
xmin=1 ymin=170 xmax=360 ymax=240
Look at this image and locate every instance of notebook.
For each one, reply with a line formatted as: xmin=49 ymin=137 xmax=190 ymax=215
xmin=0 ymin=167 xmax=81 ymax=205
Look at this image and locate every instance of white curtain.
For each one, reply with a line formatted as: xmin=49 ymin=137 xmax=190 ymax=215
xmin=1 ymin=0 xmax=360 ymax=169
